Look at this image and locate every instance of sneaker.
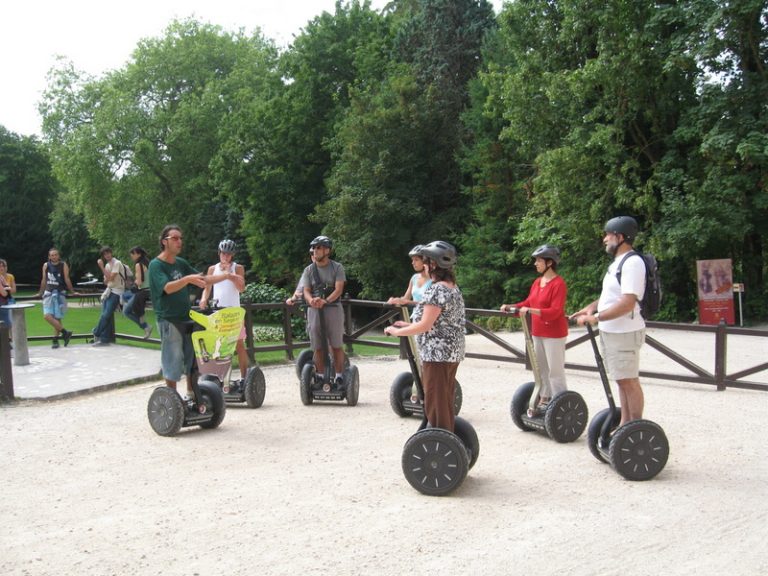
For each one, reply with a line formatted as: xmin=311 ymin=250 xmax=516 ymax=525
xmin=92 ymin=341 xmax=110 ymax=347
xmin=334 ymin=375 xmax=345 ymax=390
xmin=143 ymin=325 xmax=153 ymax=339
xmin=62 ymin=329 xmax=73 ymax=347
xmin=315 ymin=373 xmax=325 ymax=387
xmin=52 ymin=339 xmax=60 ymax=349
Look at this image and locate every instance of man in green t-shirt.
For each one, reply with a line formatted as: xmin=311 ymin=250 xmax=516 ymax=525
xmin=148 ymin=224 xmax=227 ymax=397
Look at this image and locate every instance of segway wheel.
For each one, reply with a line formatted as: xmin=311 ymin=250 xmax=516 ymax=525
xmin=453 ymin=380 xmax=463 ymax=416
xmin=295 ymin=349 xmax=314 ymax=380
xmin=402 ymin=428 xmax=469 ymax=496
xmin=608 ymin=419 xmax=669 ymax=481
xmin=587 ymin=407 xmax=621 ymax=463
xmin=453 ymin=417 xmax=480 ymax=470
xmin=544 ymin=391 xmax=589 ymax=443
xmin=389 ymin=372 xmax=414 ymax=417
xmin=244 ymin=366 xmax=267 ymax=408
xmin=198 ymin=380 xmax=226 ymax=429
xmin=147 ymin=386 xmax=185 ymax=437
xmin=510 ymin=381 xmax=536 ymax=432
xmin=300 ymin=363 xmax=315 ymax=406
xmin=344 ymin=365 xmax=360 ymax=407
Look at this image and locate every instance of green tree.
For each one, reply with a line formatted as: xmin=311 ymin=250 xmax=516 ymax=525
xmin=320 ymin=0 xmax=496 ymax=299
xmin=213 ymin=0 xmax=390 ymax=287
xmin=462 ymin=0 xmax=716 ymax=317
xmin=0 ymin=127 xmax=57 ymax=282
xmin=40 ymin=20 xmax=278 ymax=267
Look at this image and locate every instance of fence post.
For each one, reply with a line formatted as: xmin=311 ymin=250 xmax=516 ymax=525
xmin=0 ymin=322 xmax=13 ymax=400
xmin=714 ymin=320 xmax=727 ymax=391
xmin=282 ymin=305 xmax=295 ymax=361
xmin=244 ymin=304 xmax=256 ymax=363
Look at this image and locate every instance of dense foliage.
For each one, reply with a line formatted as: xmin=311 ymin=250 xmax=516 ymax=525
xmin=0 ymin=128 xmax=59 ymax=282
xmin=5 ymin=0 xmax=762 ymax=321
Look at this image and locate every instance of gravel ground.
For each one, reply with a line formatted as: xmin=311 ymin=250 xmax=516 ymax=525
xmin=1 ymin=329 xmax=766 ymax=576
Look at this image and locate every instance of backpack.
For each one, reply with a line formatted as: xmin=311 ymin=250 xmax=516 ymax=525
xmin=616 ymin=250 xmax=662 ymax=320
xmin=119 ymin=263 xmax=135 ymax=291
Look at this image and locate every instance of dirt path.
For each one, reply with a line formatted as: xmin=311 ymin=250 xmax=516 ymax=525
xmin=1 ymin=331 xmax=766 ymax=576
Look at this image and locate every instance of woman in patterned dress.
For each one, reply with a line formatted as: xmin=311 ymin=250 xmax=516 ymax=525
xmin=384 ymin=240 xmax=465 ymax=432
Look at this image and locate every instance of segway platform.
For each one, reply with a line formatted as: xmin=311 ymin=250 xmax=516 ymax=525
xmin=191 ymin=307 xmax=267 ymax=408
xmin=508 ymin=309 xmax=588 ymax=443
xmin=389 ymin=306 xmax=463 ymax=418
xmin=583 ymin=323 xmax=669 ymax=480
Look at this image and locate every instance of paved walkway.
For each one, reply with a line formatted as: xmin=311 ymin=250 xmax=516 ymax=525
xmin=8 ymin=343 xmax=161 ymax=400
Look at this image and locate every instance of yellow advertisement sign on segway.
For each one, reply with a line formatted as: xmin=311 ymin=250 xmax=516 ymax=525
xmin=189 ymin=307 xmax=245 ymax=362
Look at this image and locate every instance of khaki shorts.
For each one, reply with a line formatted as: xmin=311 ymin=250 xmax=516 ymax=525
xmin=600 ymin=329 xmax=645 ymax=380
xmin=307 ymin=305 xmax=344 ymax=349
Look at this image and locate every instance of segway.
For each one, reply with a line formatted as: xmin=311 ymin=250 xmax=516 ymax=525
xmin=192 ymin=304 xmax=266 ymax=408
xmin=298 ymin=300 xmax=359 ymax=406
xmin=389 ymin=306 xmax=463 ymax=417
xmin=147 ymin=314 xmax=227 ymax=437
xmin=584 ymin=322 xmax=669 ymax=480
xmin=508 ymin=308 xmax=588 ymax=443
xmin=394 ymin=322 xmax=479 ymax=496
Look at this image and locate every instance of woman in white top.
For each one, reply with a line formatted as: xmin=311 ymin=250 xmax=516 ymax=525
xmin=387 ymin=244 xmax=433 ymax=403
xmin=387 ymin=245 xmax=432 ymax=306
xmin=201 ymin=239 xmax=248 ymax=380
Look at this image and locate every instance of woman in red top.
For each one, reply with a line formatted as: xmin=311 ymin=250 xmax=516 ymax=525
xmin=500 ymin=244 xmax=568 ymax=416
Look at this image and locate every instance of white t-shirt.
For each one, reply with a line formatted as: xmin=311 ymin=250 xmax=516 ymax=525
xmin=212 ymin=262 xmax=240 ymax=307
xmin=597 ymin=251 xmax=646 ymax=333
xmin=105 ymin=258 xmax=125 ymax=296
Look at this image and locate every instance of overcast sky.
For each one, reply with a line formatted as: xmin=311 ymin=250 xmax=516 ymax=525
xmin=1 ymin=0 xmax=503 ymax=138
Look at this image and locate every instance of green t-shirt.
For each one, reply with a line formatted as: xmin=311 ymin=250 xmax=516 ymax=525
xmin=148 ymin=256 xmax=199 ymax=322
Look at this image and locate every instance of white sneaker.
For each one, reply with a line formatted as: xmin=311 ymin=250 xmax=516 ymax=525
xmin=143 ymin=325 xmax=153 ymax=339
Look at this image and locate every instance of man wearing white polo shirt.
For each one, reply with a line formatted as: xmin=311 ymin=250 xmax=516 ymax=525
xmin=572 ymin=216 xmax=646 ymax=427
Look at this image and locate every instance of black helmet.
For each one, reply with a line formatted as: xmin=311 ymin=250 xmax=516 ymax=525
xmin=421 ymin=240 xmax=457 ymax=269
xmin=604 ymin=216 xmax=638 ymax=243
xmin=310 ymin=235 xmax=332 ymax=249
xmin=218 ymin=239 xmax=236 ymax=254
xmin=408 ymin=244 xmax=425 ymax=257
xmin=532 ymin=244 xmax=561 ymax=264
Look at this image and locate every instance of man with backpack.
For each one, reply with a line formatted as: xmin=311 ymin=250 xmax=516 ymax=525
xmin=571 ymin=216 xmax=648 ymax=426
xmin=91 ymin=246 xmax=126 ymax=346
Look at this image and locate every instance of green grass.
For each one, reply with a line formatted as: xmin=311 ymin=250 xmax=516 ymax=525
xmin=19 ymin=301 xmax=398 ymax=366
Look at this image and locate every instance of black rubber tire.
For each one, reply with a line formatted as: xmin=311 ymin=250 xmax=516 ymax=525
xmin=147 ymin=386 xmax=185 ymax=437
xmin=345 ymin=365 xmax=360 ymax=407
xmin=544 ymin=390 xmax=589 ymax=443
xmin=609 ymin=419 xmax=669 ymax=481
xmin=198 ymin=380 xmax=226 ymax=429
xmin=295 ymin=349 xmax=314 ymax=380
xmin=453 ymin=380 xmax=463 ymax=416
xmin=389 ymin=372 xmax=413 ymax=417
xmin=300 ymin=362 xmax=314 ymax=405
xmin=244 ymin=366 xmax=266 ymax=408
xmin=199 ymin=374 xmax=221 ymax=389
xmin=587 ymin=407 xmax=621 ymax=463
xmin=402 ymin=428 xmax=469 ymax=496
xmin=453 ymin=416 xmax=480 ymax=470
xmin=510 ymin=381 xmax=536 ymax=432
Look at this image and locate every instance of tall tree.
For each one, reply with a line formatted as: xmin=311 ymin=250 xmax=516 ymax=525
xmin=40 ymin=20 xmax=278 ymax=266
xmin=0 ymin=127 xmax=57 ymax=282
xmin=462 ymin=0 xmax=712 ymax=316
xmin=320 ymin=0 xmax=496 ymax=298
xmin=213 ymin=0 xmax=390 ymax=286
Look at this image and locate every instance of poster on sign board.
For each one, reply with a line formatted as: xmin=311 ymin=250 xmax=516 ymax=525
xmin=696 ymin=259 xmax=735 ymax=325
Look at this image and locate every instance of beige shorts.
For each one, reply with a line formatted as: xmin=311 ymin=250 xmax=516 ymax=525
xmin=600 ymin=329 xmax=645 ymax=380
